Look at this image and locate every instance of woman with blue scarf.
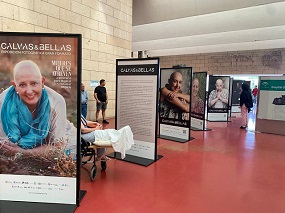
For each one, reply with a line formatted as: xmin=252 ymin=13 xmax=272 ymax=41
xmin=0 ymin=60 xmax=69 ymax=155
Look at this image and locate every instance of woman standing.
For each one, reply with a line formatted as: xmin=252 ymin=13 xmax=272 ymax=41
xmin=239 ymin=83 xmax=253 ymax=129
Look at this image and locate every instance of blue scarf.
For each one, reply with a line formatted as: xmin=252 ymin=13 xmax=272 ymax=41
xmin=1 ymin=87 xmax=51 ymax=149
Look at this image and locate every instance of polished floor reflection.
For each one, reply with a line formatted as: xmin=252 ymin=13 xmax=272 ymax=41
xmin=76 ymin=110 xmax=285 ymax=213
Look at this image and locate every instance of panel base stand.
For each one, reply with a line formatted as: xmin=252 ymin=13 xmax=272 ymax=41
xmin=0 ymin=200 xmax=77 ymax=213
xmin=191 ymin=127 xmax=212 ymax=131
xmin=207 ymin=120 xmax=231 ymax=122
xmin=107 ymin=152 xmax=163 ymax=167
xmin=79 ymin=190 xmax=87 ymax=204
xmin=159 ymin=135 xmax=194 ymax=143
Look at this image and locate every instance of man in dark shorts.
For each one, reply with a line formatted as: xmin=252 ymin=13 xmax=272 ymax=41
xmin=94 ymin=79 xmax=109 ymax=124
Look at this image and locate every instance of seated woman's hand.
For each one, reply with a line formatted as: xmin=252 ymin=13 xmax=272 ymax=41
xmin=1 ymin=141 xmax=28 ymax=155
xmin=88 ymin=122 xmax=102 ymax=130
xmin=87 ymin=122 xmax=99 ymax=128
xmin=96 ymin=124 xmax=103 ymax=130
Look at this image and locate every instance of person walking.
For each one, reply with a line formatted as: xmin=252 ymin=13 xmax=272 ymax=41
xmin=94 ymin=79 xmax=109 ymax=124
xmin=81 ymin=83 xmax=88 ymax=118
xmin=252 ymin=85 xmax=258 ymax=104
xmin=239 ymin=83 xmax=253 ymax=129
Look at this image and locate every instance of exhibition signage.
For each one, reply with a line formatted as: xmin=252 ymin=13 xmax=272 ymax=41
xmin=159 ymin=67 xmax=192 ymax=142
xmin=0 ymin=32 xmax=81 ymax=212
xmin=207 ymin=76 xmax=230 ymax=121
xmin=115 ymin=58 xmax=160 ymax=166
xmin=257 ymin=76 xmax=285 ymax=121
xmin=191 ymin=72 xmax=207 ymax=130
xmin=228 ymin=78 xmax=233 ymax=117
xmin=231 ymin=80 xmax=251 ymax=113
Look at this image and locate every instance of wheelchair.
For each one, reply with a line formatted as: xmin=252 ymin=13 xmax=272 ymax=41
xmin=81 ymin=138 xmax=109 ymax=181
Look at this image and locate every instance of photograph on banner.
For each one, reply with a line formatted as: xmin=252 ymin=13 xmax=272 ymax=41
xmin=160 ymin=68 xmax=192 ymax=127
xmin=231 ymin=80 xmax=251 ymax=106
xmin=0 ymin=34 xmax=78 ymax=178
xmin=191 ymin=72 xmax=207 ymax=119
xmin=257 ymin=77 xmax=285 ymax=121
xmin=207 ymin=76 xmax=230 ymax=113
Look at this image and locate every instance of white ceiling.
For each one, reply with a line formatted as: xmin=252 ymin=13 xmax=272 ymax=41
xmin=132 ymin=0 xmax=285 ymax=57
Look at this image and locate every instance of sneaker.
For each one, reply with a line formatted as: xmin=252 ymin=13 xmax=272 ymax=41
xmin=95 ymin=120 xmax=99 ymax=123
xmin=103 ymin=120 xmax=109 ymax=124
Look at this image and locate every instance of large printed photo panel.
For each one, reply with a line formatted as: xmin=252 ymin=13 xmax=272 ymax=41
xmin=191 ymin=72 xmax=207 ymax=130
xmin=159 ymin=67 xmax=192 ymax=142
xmin=0 ymin=32 xmax=81 ymax=206
xmin=231 ymin=80 xmax=251 ymax=112
xmin=207 ymin=76 xmax=230 ymax=121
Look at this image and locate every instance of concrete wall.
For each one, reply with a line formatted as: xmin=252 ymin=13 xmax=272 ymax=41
xmin=0 ymin=0 xmax=133 ymax=120
xmin=160 ymin=48 xmax=285 ymax=75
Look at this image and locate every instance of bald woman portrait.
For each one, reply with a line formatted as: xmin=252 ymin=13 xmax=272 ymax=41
xmin=160 ymin=71 xmax=190 ymax=120
xmin=0 ymin=60 xmax=73 ymax=155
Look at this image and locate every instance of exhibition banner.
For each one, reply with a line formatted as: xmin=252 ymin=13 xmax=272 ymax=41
xmin=116 ymin=58 xmax=159 ymax=162
xmin=159 ymin=67 xmax=192 ymax=142
xmin=257 ymin=76 xmax=285 ymax=121
xmin=191 ymin=72 xmax=207 ymax=130
xmin=228 ymin=78 xmax=233 ymax=116
xmin=0 ymin=32 xmax=81 ymax=207
xmin=232 ymin=80 xmax=244 ymax=106
xmin=207 ymin=76 xmax=230 ymax=121
xmin=231 ymin=80 xmax=251 ymax=112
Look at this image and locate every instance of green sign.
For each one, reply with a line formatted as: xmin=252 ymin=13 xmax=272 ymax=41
xmin=260 ymin=80 xmax=285 ymax=91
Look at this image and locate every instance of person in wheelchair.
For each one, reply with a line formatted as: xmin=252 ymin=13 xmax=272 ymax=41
xmin=81 ymin=115 xmax=110 ymax=161
xmin=81 ymin=114 xmax=134 ymax=160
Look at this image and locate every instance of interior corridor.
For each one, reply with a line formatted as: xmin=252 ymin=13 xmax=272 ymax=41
xmin=76 ymin=109 xmax=285 ymax=213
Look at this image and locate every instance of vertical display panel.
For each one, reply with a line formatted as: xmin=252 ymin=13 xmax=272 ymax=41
xmin=231 ymin=80 xmax=251 ymax=113
xmin=0 ymin=32 xmax=81 ymax=207
xmin=191 ymin=72 xmax=207 ymax=130
xmin=207 ymin=76 xmax=230 ymax=121
xmin=257 ymin=76 xmax=285 ymax=121
xmin=116 ymin=58 xmax=159 ymax=161
xmin=256 ymin=76 xmax=285 ymax=136
xmin=159 ymin=67 xmax=192 ymax=142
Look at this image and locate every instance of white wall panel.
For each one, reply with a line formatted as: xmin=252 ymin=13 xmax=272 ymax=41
xmin=146 ymin=39 xmax=285 ymax=56
xmin=133 ymin=0 xmax=285 ymax=25
xmin=133 ymin=1 xmax=285 ymax=56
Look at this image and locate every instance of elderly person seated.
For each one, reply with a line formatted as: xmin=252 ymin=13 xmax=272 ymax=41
xmin=81 ymin=115 xmax=134 ymax=159
xmin=81 ymin=115 xmax=109 ymax=161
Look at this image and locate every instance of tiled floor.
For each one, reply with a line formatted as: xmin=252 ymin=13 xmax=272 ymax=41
xmin=76 ymin=109 xmax=285 ymax=213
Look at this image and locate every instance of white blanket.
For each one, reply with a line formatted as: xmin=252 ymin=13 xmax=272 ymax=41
xmin=93 ymin=126 xmax=134 ymax=159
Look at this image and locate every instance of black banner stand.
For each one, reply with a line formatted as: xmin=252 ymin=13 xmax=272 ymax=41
xmin=108 ymin=152 xmax=163 ymax=167
xmin=190 ymin=117 xmax=212 ymax=131
xmin=109 ymin=58 xmax=162 ymax=167
xmin=79 ymin=190 xmax=87 ymax=203
xmin=158 ymin=135 xmax=195 ymax=143
xmin=0 ymin=32 xmax=82 ymax=213
xmin=159 ymin=67 xmax=193 ymax=143
xmin=190 ymin=72 xmax=211 ymax=131
xmin=191 ymin=127 xmax=212 ymax=131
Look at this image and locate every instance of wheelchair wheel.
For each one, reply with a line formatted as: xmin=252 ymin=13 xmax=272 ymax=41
xmin=90 ymin=165 xmax=97 ymax=181
xmin=101 ymin=161 xmax=107 ymax=171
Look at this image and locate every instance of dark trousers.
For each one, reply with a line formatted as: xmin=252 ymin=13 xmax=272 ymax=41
xmin=82 ymin=103 xmax=87 ymax=118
